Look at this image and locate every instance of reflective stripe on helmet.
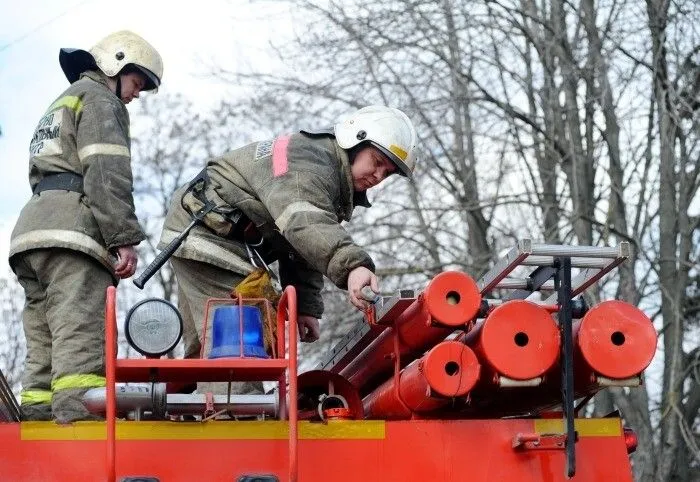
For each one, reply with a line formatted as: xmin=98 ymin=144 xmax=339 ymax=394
xmin=370 ymin=142 xmax=411 ymax=178
xmin=389 ymin=144 xmax=408 ymax=161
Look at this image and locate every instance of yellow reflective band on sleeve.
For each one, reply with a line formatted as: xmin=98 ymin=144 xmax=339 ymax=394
xmin=275 ymin=201 xmax=328 ymax=233
xmin=52 ymin=374 xmax=106 ymax=392
xmin=78 ymin=143 xmax=130 ymax=161
xmin=21 ymin=389 xmax=52 ymax=405
xmin=47 ymin=96 xmax=84 ymax=116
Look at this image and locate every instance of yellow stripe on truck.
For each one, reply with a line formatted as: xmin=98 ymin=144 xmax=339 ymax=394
xmin=534 ymin=418 xmax=622 ymax=437
xmin=21 ymin=420 xmax=386 ymax=441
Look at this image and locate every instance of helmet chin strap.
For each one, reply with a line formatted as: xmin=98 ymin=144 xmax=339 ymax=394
xmin=115 ymin=74 xmax=123 ymax=101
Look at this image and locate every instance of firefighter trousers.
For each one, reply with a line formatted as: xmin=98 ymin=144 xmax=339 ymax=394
xmin=13 ymin=248 xmax=112 ymax=422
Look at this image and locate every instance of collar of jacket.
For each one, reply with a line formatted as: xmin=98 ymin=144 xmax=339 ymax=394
xmin=301 ymin=128 xmax=372 ymax=213
xmin=332 ymin=135 xmax=372 ymax=218
xmin=79 ymin=70 xmax=118 ymax=98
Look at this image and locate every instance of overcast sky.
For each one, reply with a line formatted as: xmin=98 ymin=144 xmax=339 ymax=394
xmin=0 ymin=0 xmax=292 ymax=267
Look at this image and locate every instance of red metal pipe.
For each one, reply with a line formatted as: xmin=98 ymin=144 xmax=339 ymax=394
xmin=363 ymin=341 xmax=480 ymax=419
xmin=340 ymin=271 xmax=481 ymax=393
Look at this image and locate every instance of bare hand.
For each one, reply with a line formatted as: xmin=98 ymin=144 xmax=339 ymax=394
xmin=297 ymin=315 xmax=320 ymax=343
xmin=347 ymin=266 xmax=379 ymax=311
xmin=113 ymin=245 xmax=138 ymax=279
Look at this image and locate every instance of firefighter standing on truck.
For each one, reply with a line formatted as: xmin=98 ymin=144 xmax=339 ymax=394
xmin=158 ymin=105 xmax=418 ymax=392
xmin=8 ymin=31 xmax=163 ymax=423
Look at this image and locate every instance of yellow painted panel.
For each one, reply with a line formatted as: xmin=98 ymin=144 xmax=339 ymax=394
xmin=534 ymin=418 xmax=622 ymax=437
xmin=21 ymin=421 xmax=106 ymax=440
xmin=300 ymin=420 xmax=385 ymax=439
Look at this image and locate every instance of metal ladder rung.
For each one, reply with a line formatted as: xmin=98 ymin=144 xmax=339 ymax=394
xmin=494 ymin=278 xmax=556 ymax=290
xmin=522 ymin=256 xmax=614 ymax=269
xmin=478 ymin=239 xmax=629 ymax=295
xmin=528 ymin=243 xmax=629 ymax=258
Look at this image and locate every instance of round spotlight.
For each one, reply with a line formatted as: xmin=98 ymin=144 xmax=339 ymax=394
xmin=125 ymin=299 xmax=183 ymax=357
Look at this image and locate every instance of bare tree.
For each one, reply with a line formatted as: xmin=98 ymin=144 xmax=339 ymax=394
xmin=0 ymin=273 xmax=25 ymax=396
xmin=205 ymin=0 xmax=700 ymax=479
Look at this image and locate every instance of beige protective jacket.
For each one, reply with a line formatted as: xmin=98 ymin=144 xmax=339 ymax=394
xmin=159 ymin=131 xmax=374 ymax=318
xmin=10 ymin=71 xmax=145 ymax=277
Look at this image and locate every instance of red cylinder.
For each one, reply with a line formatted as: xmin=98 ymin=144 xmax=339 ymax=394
xmin=465 ymin=300 xmax=561 ymax=381
xmin=340 ymin=271 xmax=481 ymax=393
xmin=363 ymin=341 xmax=480 ymax=419
xmin=577 ymin=300 xmax=657 ymax=379
xmin=461 ymin=300 xmax=657 ymax=417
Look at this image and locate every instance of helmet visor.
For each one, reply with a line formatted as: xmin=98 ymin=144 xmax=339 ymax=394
xmin=126 ymin=64 xmax=161 ymax=91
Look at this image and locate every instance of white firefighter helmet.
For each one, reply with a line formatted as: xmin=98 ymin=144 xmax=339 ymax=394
xmin=59 ymin=30 xmax=163 ymax=91
xmin=334 ymin=105 xmax=418 ymax=178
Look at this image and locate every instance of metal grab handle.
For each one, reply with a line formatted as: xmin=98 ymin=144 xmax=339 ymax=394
xmin=133 ymin=219 xmax=196 ymax=289
xmin=245 ymin=242 xmax=282 ymax=293
xmin=360 ymin=286 xmax=381 ymax=304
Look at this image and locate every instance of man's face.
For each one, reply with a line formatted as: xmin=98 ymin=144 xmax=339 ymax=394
xmin=119 ymin=72 xmax=147 ymax=104
xmin=351 ymin=146 xmax=397 ymax=191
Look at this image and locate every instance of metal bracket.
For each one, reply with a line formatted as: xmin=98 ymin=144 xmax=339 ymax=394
xmin=556 ymin=257 xmax=577 ymax=478
xmin=505 ymin=265 xmax=558 ymax=301
xmin=512 ymin=432 xmax=573 ymax=451
xmin=373 ymin=290 xmax=417 ymax=326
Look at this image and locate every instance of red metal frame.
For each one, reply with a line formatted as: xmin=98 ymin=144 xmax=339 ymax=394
xmin=1 ymin=418 xmax=635 ymax=481
xmin=104 ymin=285 xmax=299 ymax=482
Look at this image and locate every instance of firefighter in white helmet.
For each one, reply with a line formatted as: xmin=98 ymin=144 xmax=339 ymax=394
xmin=9 ymin=31 xmax=163 ymax=422
xmin=155 ymin=105 xmax=417 ymax=396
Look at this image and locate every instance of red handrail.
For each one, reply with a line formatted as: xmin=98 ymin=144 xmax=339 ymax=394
xmin=277 ymin=286 xmax=299 ymax=482
xmin=105 ymin=286 xmax=117 ymax=482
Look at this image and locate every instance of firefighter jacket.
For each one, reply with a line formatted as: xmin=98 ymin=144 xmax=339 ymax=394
xmin=9 ymin=71 xmax=145 ymax=277
xmin=159 ymin=131 xmax=375 ymax=318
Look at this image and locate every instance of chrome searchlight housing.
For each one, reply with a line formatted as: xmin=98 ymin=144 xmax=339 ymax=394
xmin=125 ymin=298 xmax=183 ymax=357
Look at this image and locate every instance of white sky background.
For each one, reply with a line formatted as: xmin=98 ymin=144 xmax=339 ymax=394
xmin=0 ymin=0 xmax=293 ymax=270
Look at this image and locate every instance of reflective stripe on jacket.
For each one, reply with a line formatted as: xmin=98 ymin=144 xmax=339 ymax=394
xmin=21 ymin=389 xmax=52 ymax=405
xmin=10 ymin=71 xmax=145 ymax=276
